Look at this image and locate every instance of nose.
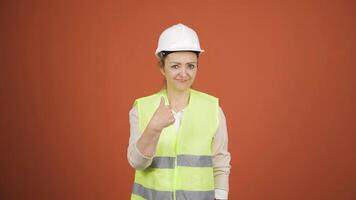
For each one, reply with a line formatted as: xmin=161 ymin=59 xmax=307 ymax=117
xmin=179 ymin=67 xmax=188 ymax=77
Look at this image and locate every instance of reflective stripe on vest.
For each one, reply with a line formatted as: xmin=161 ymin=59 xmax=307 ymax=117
xmin=150 ymin=157 xmax=175 ymax=168
xmin=132 ymin=183 xmax=214 ymax=200
xmin=176 ymin=190 xmax=215 ymax=200
xmin=177 ymin=155 xmax=213 ymax=167
xmin=132 ymin=183 xmax=172 ymax=200
xmin=150 ymin=155 xmax=212 ymax=169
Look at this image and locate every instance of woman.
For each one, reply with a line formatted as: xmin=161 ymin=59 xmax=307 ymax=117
xmin=127 ymin=23 xmax=231 ymax=200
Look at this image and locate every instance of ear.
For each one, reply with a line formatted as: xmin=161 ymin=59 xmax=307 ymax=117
xmin=159 ymin=66 xmax=166 ymax=76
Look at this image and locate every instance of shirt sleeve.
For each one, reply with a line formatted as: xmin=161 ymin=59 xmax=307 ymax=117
xmin=127 ymin=106 xmax=154 ymax=170
xmin=212 ymin=106 xmax=231 ymax=199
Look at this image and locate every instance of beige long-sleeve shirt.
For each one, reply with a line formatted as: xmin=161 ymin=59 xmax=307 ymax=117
xmin=127 ymin=106 xmax=231 ymax=199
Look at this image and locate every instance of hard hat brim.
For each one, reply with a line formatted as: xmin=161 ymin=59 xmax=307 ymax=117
xmin=155 ymin=48 xmax=204 ymax=58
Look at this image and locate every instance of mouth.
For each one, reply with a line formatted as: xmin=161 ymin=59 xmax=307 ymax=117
xmin=176 ymin=79 xmax=189 ymax=83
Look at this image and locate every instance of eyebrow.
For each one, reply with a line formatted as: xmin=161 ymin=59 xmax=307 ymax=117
xmin=169 ymin=61 xmax=197 ymax=64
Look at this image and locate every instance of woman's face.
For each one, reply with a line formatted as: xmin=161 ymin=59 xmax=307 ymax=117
xmin=160 ymin=51 xmax=198 ymax=92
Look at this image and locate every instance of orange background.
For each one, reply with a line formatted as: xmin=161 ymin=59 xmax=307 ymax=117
xmin=1 ymin=0 xmax=355 ymax=199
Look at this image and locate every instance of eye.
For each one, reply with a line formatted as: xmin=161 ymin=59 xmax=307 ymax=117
xmin=171 ymin=65 xmax=179 ymax=69
xmin=188 ymin=64 xmax=196 ymax=69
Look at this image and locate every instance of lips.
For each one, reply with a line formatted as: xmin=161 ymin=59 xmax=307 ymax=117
xmin=177 ymin=79 xmax=189 ymax=83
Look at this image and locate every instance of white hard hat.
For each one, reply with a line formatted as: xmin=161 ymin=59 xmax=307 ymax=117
xmin=155 ymin=23 xmax=204 ymax=57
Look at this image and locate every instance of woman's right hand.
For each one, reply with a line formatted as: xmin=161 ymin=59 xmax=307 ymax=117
xmin=148 ymin=96 xmax=175 ymax=132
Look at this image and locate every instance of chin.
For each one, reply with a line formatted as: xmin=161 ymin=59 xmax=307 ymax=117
xmin=167 ymin=81 xmax=193 ymax=92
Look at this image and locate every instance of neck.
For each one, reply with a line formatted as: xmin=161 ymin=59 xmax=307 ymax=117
xmin=165 ymin=86 xmax=190 ymax=111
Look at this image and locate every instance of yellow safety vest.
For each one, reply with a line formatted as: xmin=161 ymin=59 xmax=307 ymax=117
xmin=131 ymin=88 xmax=219 ymax=200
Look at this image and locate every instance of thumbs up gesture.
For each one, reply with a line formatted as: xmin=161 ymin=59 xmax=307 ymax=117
xmin=148 ymin=97 xmax=175 ymax=132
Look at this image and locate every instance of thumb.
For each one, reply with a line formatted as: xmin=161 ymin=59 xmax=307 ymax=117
xmin=159 ymin=96 xmax=165 ymax=107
